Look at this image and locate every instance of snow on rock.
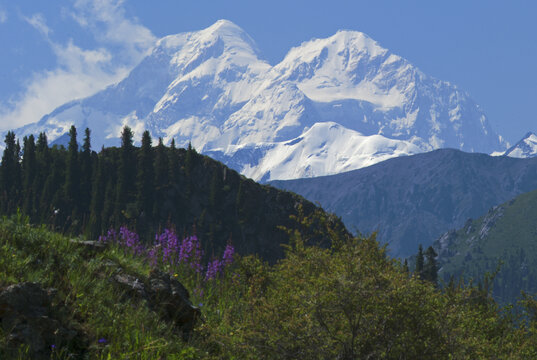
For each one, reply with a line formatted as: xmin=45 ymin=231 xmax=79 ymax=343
xmin=4 ymin=19 xmax=507 ymax=181
xmin=503 ymin=132 xmax=537 ymax=158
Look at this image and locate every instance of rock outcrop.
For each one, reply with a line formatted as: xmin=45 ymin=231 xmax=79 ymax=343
xmin=0 ymin=282 xmax=78 ymax=359
xmin=111 ymin=267 xmax=200 ymax=338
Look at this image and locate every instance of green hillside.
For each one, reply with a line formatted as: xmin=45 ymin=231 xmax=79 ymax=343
xmin=4 ymin=213 xmax=537 ymax=359
xmin=435 ymin=188 xmax=537 ymax=304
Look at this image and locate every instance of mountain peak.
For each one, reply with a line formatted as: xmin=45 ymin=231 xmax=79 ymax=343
xmin=283 ymin=29 xmax=388 ymax=64
xmin=206 ymin=19 xmax=244 ymax=34
xmin=331 ymin=29 xmax=386 ymax=55
xmin=156 ymin=19 xmax=260 ymax=57
xmin=504 ymin=131 xmax=537 ymax=158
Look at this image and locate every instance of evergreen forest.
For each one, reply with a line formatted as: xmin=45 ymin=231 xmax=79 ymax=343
xmin=0 ymin=126 xmax=345 ymax=261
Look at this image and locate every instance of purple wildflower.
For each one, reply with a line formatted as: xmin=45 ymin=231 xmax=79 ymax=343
xmin=205 ymin=258 xmax=222 ymax=280
xmin=147 ymin=247 xmax=158 ymax=267
xmin=119 ymin=226 xmax=143 ymax=255
xmin=98 ymin=338 xmax=107 ymax=344
xmin=179 ymin=235 xmax=204 ymax=272
xmin=222 ymin=243 xmax=235 ymax=265
xmin=99 ymin=228 xmax=118 ymax=244
xmin=153 ymin=228 xmax=181 ymax=265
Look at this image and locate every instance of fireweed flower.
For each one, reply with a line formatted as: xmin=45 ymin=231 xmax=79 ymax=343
xmin=205 ymin=258 xmax=222 ymax=280
xmin=147 ymin=247 xmax=158 ymax=267
xmin=119 ymin=226 xmax=144 ymax=255
xmin=179 ymin=235 xmax=204 ymax=272
xmin=99 ymin=228 xmax=117 ymax=244
xmin=222 ymin=243 xmax=235 ymax=265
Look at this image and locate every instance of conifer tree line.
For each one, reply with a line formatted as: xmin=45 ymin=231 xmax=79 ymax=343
xmin=0 ymin=125 xmax=327 ymax=260
xmin=414 ymin=244 xmax=438 ymax=285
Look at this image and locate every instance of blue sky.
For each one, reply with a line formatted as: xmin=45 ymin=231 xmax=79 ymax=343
xmin=0 ymin=0 xmax=535 ymax=145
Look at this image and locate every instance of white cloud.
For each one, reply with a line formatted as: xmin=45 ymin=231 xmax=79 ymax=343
xmin=0 ymin=9 xmax=7 ymax=24
xmin=23 ymin=13 xmax=51 ymax=36
xmin=0 ymin=0 xmax=156 ymax=131
xmin=72 ymin=0 xmax=156 ymax=60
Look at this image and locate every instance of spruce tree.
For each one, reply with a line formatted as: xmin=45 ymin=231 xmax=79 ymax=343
xmin=168 ymin=138 xmax=180 ymax=184
xmin=21 ymin=135 xmax=37 ymax=218
xmin=103 ymin=178 xmax=116 ymax=230
xmin=88 ymin=154 xmax=105 ymax=238
xmin=35 ymin=133 xmax=51 ymax=219
xmin=137 ymin=130 xmax=154 ymax=223
xmin=209 ymin=167 xmax=221 ymax=210
xmin=155 ymin=138 xmax=169 ymax=187
xmin=153 ymin=137 xmax=169 ymax=220
xmin=415 ymin=244 xmax=424 ymax=279
xmin=423 ymin=246 xmax=438 ymax=286
xmin=41 ymin=147 xmax=66 ymax=229
xmin=116 ymin=126 xmax=137 ymax=222
xmin=79 ymin=128 xmax=93 ymax=217
xmin=64 ymin=125 xmax=80 ymax=220
xmin=0 ymin=131 xmax=22 ymax=213
xmin=185 ymin=141 xmax=195 ymax=176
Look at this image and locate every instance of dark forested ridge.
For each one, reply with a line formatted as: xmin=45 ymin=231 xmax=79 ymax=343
xmin=0 ymin=126 xmax=347 ymax=261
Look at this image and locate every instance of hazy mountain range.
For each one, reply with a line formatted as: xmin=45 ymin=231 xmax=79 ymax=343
xmin=272 ymin=150 xmax=537 ymax=257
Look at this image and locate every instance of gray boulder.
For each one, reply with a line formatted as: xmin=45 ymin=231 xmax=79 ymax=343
xmin=0 ymin=282 xmax=77 ymax=359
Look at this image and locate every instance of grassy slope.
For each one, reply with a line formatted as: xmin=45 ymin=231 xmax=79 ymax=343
xmin=0 ymin=213 xmax=194 ymax=359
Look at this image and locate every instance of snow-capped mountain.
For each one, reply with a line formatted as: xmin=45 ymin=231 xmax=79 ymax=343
xmin=7 ymin=20 xmax=506 ymax=181
xmin=503 ymin=132 xmax=537 ymax=158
